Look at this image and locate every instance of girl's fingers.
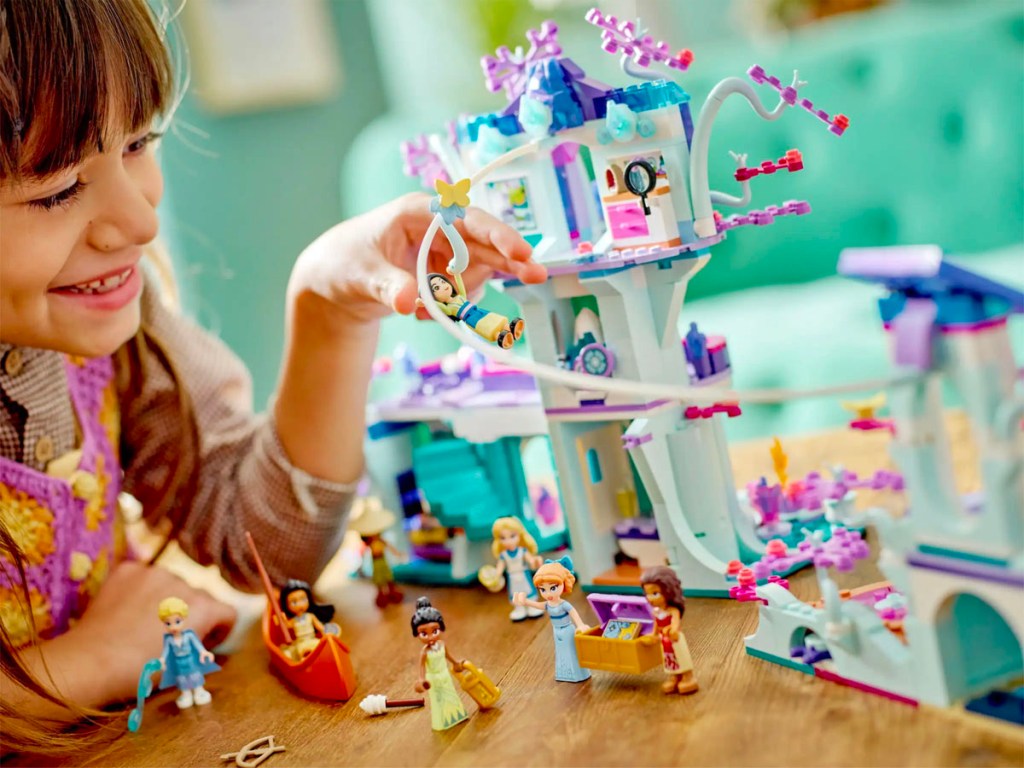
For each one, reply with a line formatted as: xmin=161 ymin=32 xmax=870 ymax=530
xmin=459 ymin=208 xmax=534 ymax=262
xmin=366 ymin=259 xmax=419 ymax=315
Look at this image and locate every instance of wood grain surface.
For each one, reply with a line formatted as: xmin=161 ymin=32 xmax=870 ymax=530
xmin=15 ymin=414 xmax=1024 ymax=767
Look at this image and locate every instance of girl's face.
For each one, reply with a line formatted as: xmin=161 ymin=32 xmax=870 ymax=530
xmin=286 ymin=590 xmax=310 ymax=617
xmin=537 ymin=580 xmax=564 ymax=603
xmin=429 ymin=277 xmax=454 ymax=302
xmin=0 ymin=127 xmax=163 ymax=356
xmin=163 ymin=613 xmax=185 ymax=636
xmin=643 ymin=583 xmax=666 ymax=610
xmin=416 ymin=621 xmax=443 ymax=646
xmin=498 ymin=528 xmax=521 ymax=551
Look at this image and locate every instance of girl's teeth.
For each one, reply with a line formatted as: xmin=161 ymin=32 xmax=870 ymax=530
xmin=66 ymin=268 xmax=132 ymax=295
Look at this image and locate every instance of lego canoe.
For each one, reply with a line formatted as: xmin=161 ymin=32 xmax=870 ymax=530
xmin=261 ymin=604 xmax=357 ymax=701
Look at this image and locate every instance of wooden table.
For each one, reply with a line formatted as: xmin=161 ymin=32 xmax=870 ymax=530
xmin=35 ymin=415 xmax=1024 ymax=767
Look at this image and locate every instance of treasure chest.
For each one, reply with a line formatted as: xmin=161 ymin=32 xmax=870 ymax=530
xmin=575 ymin=593 xmax=661 ymax=674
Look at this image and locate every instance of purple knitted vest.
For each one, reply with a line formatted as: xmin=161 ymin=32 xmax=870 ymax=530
xmin=0 ymin=356 xmax=123 ymax=646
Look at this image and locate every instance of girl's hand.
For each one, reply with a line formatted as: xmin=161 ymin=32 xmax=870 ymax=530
xmin=55 ymin=561 xmax=235 ymax=706
xmin=512 ymin=592 xmax=527 ymax=607
xmin=289 ymin=193 xmax=547 ymax=326
xmin=415 ymin=680 xmax=430 ymax=693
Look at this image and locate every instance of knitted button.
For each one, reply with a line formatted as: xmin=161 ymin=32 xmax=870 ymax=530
xmin=69 ymin=470 xmax=100 ymax=500
xmin=2 ymin=348 xmax=23 ymax=376
xmin=69 ymin=552 xmax=93 ymax=582
xmin=34 ymin=435 xmax=56 ymax=464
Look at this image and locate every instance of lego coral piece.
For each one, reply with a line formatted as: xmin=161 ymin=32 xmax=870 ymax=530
xmin=219 ymin=736 xmax=287 ymax=768
xmin=734 ymin=149 xmax=804 ymax=181
xmin=400 ymin=135 xmax=450 ymax=190
xmin=748 ymin=65 xmax=849 ymax=135
xmin=585 ymin=8 xmax=693 ymax=72
xmin=481 ymin=20 xmax=562 ymax=101
xmin=715 ymin=200 xmax=811 ymax=232
xmin=729 ymin=567 xmax=790 ymax=603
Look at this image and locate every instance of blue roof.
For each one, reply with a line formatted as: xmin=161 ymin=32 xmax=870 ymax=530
xmin=595 ymin=80 xmax=691 ymax=119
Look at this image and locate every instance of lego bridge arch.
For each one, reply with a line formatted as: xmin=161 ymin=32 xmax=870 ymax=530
xmin=918 ymin=590 xmax=1023 ymax=704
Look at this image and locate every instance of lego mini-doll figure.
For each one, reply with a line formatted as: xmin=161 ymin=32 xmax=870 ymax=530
xmin=157 ymin=597 xmax=221 ymax=710
xmin=410 ymin=597 xmax=470 ymax=731
xmin=422 ymin=270 xmax=524 ymax=349
xmin=349 ymin=496 xmax=404 ymax=608
xmin=278 ymin=580 xmax=336 ymax=660
xmin=641 ymin=566 xmax=698 ymax=695
xmin=514 ymin=557 xmax=591 ymax=683
xmin=481 ymin=517 xmax=544 ymax=622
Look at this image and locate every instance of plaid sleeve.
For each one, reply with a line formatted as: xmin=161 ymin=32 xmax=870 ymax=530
xmin=120 ymin=279 xmax=355 ymax=591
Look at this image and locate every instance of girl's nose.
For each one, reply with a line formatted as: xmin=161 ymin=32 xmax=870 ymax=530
xmin=88 ymin=163 xmax=161 ymax=252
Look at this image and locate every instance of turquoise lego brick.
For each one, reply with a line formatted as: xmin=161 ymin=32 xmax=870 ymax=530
xmin=392 ymin=560 xmax=479 ymax=586
xmin=595 ymin=79 xmax=691 ymax=117
xmin=746 ymin=646 xmax=815 ymax=675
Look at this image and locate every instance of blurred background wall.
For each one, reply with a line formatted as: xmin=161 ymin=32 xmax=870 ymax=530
xmin=161 ymin=0 xmax=1023 ymax=436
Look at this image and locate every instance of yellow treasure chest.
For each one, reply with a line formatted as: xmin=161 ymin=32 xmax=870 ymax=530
xmin=575 ymin=593 xmax=661 ymax=674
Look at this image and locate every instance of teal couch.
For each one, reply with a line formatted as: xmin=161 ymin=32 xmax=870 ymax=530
xmin=348 ymin=1 xmax=1023 ymax=438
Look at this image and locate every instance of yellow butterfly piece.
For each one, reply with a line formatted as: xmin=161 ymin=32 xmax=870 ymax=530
xmin=435 ymin=177 xmax=471 ymax=208
xmin=841 ymin=392 xmax=887 ymax=420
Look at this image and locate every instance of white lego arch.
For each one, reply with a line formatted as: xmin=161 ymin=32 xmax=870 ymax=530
xmin=908 ymin=569 xmax=1024 ymax=704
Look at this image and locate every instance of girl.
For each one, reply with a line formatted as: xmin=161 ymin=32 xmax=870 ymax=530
xmin=278 ymin=580 xmax=336 ymax=660
xmin=157 ymin=596 xmax=220 ymax=709
xmin=483 ymin=517 xmax=543 ymax=622
xmin=513 ymin=557 xmax=591 ymax=683
xmin=640 ymin=566 xmax=698 ymax=695
xmin=0 ymin=0 xmax=544 ymax=753
xmin=423 ymin=270 xmax=525 ymax=349
xmin=410 ymin=596 xmax=469 ymax=731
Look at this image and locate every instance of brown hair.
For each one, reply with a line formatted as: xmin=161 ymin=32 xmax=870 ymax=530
xmin=532 ymin=560 xmax=576 ymax=596
xmin=641 ymin=565 xmax=686 ymax=615
xmin=0 ymin=0 xmax=189 ymax=755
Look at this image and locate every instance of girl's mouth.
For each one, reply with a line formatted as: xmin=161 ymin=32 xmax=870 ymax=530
xmin=53 ymin=267 xmax=134 ymax=295
xmin=50 ymin=265 xmax=143 ymax=312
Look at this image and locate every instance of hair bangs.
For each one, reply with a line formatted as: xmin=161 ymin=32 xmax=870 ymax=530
xmin=0 ymin=0 xmax=174 ymax=181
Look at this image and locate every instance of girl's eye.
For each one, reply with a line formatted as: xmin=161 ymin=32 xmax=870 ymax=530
xmin=126 ymin=131 xmax=161 ymax=155
xmin=28 ymin=181 xmax=87 ymax=211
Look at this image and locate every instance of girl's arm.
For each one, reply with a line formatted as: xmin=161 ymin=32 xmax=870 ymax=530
xmin=385 ymin=541 xmax=404 ymax=558
xmin=414 ymin=647 xmax=430 ymax=692
xmin=188 ymin=630 xmax=215 ymax=664
xmin=444 ymin=645 xmax=464 ymax=672
xmin=310 ymin=615 xmax=326 ymax=635
xmin=452 ymin=271 xmax=468 ymax=300
xmin=567 ymin=604 xmax=590 ymax=633
xmin=121 ymin=197 xmax=543 ymax=591
xmin=669 ymin=607 xmax=682 ymax=640
xmin=494 ymin=556 xmax=507 ymax=577
xmin=513 ymin=592 xmax=545 ymax=611
xmin=119 ymin=284 xmax=358 ymax=590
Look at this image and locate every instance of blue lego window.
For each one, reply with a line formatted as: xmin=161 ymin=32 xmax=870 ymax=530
xmin=586 ymin=449 xmax=603 ymax=484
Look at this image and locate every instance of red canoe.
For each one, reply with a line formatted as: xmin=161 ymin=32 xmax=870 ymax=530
xmin=261 ymin=604 xmax=357 ymax=701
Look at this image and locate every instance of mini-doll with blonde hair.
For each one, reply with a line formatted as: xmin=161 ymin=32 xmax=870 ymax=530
xmin=481 ymin=517 xmax=543 ymax=622
xmin=514 ymin=556 xmax=591 ymax=683
xmin=156 ymin=597 xmax=220 ymax=710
